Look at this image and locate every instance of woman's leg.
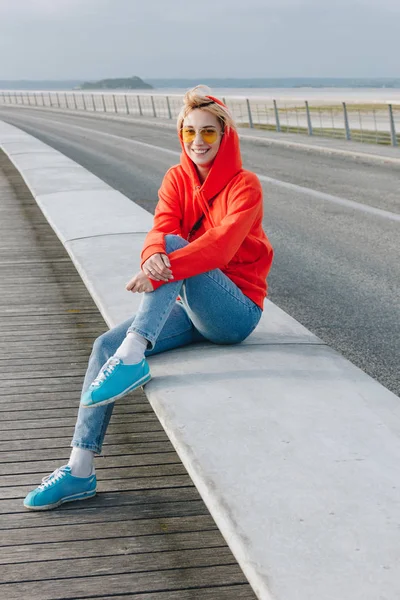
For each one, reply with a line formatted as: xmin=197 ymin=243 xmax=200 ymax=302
xmin=128 ymin=234 xmax=262 ymax=347
xmin=72 ymin=303 xmax=204 ymax=454
xmin=82 ymin=234 xmax=261 ymax=409
xmin=23 ymin=234 xmax=261 ymax=509
xmin=23 ymin=299 xmax=205 ymax=510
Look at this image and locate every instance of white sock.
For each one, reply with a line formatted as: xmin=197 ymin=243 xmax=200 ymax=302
xmin=114 ymin=331 xmax=148 ymax=365
xmin=68 ymin=447 xmax=94 ymax=478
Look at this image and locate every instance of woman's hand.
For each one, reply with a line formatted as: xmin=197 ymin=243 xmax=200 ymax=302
xmin=142 ymin=253 xmax=173 ymax=282
xmin=126 ymin=271 xmax=154 ymax=293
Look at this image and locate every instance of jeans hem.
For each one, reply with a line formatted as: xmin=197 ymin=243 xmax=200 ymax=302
xmin=127 ymin=326 xmax=157 ymax=348
xmin=71 ymin=441 xmax=102 ymax=454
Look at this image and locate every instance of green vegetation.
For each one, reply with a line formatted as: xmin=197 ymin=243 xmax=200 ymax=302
xmin=237 ymin=122 xmax=399 ymax=146
xmin=78 ymin=76 xmax=152 ymax=90
xmin=268 ymin=104 xmax=399 ymax=114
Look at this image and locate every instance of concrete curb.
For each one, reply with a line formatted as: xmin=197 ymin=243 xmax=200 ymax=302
xmin=2 ymin=103 xmax=400 ymax=166
xmin=1 ymin=119 xmax=400 ymax=600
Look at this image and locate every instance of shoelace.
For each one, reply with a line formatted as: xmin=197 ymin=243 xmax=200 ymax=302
xmin=90 ymin=357 xmax=121 ymax=388
xmin=39 ymin=466 xmax=69 ymax=490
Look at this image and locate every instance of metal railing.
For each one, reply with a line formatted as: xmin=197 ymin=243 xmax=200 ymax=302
xmin=0 ymin=90 xmax=398 ymax=147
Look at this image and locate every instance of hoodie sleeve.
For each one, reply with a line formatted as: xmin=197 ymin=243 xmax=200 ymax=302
xmin=149 ymin=174 xmax=263 ymax=290
xmin=140 ymin=169 xmax=183 ymax=264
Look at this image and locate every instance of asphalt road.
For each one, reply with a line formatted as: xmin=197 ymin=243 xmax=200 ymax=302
xmin=1 ymin=106 xmax=399 ymax=396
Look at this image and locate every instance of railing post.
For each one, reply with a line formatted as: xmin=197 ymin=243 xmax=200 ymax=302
xmin=343 ymin=102 xmax=351 ymax=140
xmin=92 ymin=94 xmax=96 ymax=111
xmin=151 ymin=95 xmax=157 ymax=117
xmin=388 ymin=104 xmax=398 ymax=147
xmin=64 ymin=92 xmax=68 ymax=108
xmin=305 ymin=101 xmax=313 ymax=135
xmin=48 ymin=92 xmax=52 ymax=107
xmin=137 ymin=95 xmax=142 ymax=116
xmin=273 ymin=100 xmax=281 ymax=132
xmin=34 ymin=92 xmax=38 ymax=106
xmin=73 ymin=93 xmax=77 ymax=110
xmin=112 ymin=94 xmax=117 ymax=113
xmin=246 ymin=98 xmax=254 ymax=129
xmin=124 ymin=94 xmax=129 ymax=114
xmin=101 ymin=94 xmax=106 ymax=112
xmin=82 ymin=93 xmax=87 ymax=111
xmin=56 ymin=92 xmax=60 ymax=108
xmin=166 ymin=96 xmax=172 ymax=119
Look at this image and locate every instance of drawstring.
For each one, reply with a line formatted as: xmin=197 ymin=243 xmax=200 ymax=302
xmin=188 ymin=187 xmax=217 ymax=241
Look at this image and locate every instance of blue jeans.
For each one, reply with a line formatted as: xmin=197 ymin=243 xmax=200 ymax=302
xmin=72 ymin=234 xmax=262 ymax=453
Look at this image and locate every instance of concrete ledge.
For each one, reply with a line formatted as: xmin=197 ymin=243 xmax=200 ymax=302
xmin=37 ymin=190 xmax=153 ymax=243
xmin=1 ymin=119 xmax=399 ymax=600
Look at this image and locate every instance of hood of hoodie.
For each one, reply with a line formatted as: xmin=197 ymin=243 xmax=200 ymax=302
xmin=179 ymin=95 xmax=243 ymax=203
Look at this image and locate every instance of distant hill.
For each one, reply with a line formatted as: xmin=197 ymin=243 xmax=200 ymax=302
xmin=146 ymin=77 xmax=400 ymax=89
xmin=0 ymin=77 xmax=152 ymax=91
xmin=78 ymin=76 xmax=152 ymax=90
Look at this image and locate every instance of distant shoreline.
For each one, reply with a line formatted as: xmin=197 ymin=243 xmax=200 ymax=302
xmin=1 ymin=77 xmax=400 ymax=91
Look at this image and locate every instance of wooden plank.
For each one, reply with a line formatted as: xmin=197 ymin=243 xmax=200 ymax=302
xmin=71 ymin=587 xmax=256 ymax=600
xmin=0 ymin=565 xmax=248 ymax=600
xmin=0 ymin=420 xmax=163 ymax=441
xmin=0 ymin=441 xmax=174 ymax=463
xmin=0 ymin=451 xmax=180 ymax=475
xmin=0 ymin=514 xmax=216 ymax=546
xmin=0 ymin=487 xmax=201 ymax=517
xmin=0 ymin=529 xmax=224 ymax=564
xmin=0 ymin=412 xmax=158 ymax=429
xmin=1 ymin=463 xmax=187 ymax=487
xmin=0 ymin=406 xmax=152 ymax=419
xmin=1 ymin=474 xmax=193 ymax=499
xmin=0 ymin=486 xmax=200 ymax=515
xmin=0 ymin=547 xmax=237 ymax=585
xmin=0 ymin=431 xmax=170 ymax=451
xmin=0 ymin=499 xmax=209 ymax=532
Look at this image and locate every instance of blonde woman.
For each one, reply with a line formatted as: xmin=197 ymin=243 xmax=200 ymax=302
xmin=24 ymin=86 xmax=273 ymax=510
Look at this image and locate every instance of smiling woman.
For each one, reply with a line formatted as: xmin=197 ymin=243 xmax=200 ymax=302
xmin=23 ymin=85 xmax=274 ymax=511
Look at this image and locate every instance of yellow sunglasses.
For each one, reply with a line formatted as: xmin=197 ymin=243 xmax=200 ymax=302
xmin=181 ymin=127 xmax=221 ymax=144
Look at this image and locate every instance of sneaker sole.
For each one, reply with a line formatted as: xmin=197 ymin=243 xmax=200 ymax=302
xmin=24 ymin=488 xmax=97 ymax=511
xmin=82 ymin=372 xmax=152 ymax=408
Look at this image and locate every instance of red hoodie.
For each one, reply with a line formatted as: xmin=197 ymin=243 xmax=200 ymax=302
xmin=140 ymin=97 xmax=274 ymax=310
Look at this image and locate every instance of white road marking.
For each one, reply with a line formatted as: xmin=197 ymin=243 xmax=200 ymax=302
xmin=257 ymin=174 xmax=400 ymax=222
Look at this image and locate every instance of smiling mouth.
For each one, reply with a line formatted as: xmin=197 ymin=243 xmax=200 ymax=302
xmin=192 ymin=149 xmax=209 ymax=155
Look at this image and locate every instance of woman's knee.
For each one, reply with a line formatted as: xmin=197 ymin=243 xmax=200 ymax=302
xmin=91 ymin=330 xmax=115 ymax=362
xmin=164 ymin=234 xmax=189 ymax=253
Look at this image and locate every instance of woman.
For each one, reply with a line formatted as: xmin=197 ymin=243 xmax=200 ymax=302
xmin=23 ymin=86 xmax=274 ymax=510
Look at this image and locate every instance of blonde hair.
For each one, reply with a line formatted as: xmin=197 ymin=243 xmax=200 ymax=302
xmin=177 ymin=85 xmax=236 ymax=134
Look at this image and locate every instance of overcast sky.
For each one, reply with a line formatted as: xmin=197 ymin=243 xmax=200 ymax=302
xmin=0 ymin=0 xmax=398 ymax=80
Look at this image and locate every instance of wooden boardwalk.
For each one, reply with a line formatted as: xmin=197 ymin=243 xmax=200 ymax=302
xmin=0 ymin=151 xmax=256 ymax=600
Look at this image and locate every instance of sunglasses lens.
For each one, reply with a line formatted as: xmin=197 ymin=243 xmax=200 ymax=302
xmin=181 ymin=128 xmax=218 ymax=144
xmin=201 ymin=129 xmax=218 ymax=143
xmin=181 ymin=128 xmax=196 ymax=143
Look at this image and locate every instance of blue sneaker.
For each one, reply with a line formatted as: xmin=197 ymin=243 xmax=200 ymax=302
xmin=23 ymin=465 xmax=96 ymax=511
xmin=81 ymin=356 xmax=151 ymax=408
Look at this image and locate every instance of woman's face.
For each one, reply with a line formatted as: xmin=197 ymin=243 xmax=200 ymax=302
xmin=181 ymin=109 xmax=223 ymax=170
